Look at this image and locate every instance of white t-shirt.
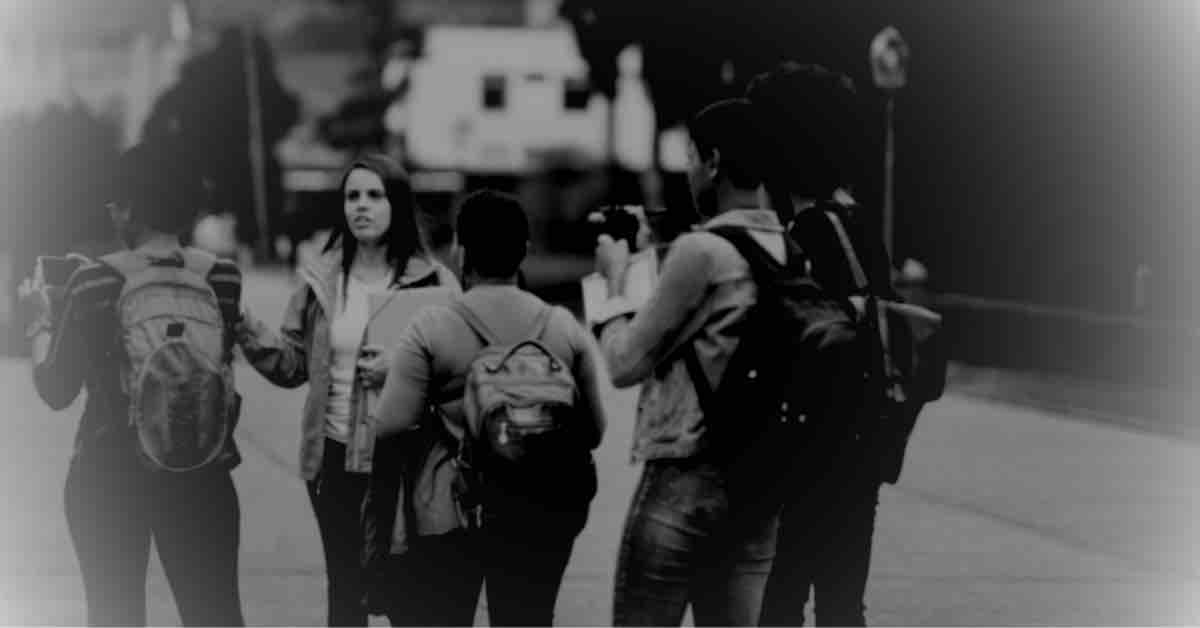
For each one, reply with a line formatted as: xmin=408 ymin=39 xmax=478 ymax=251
xmin=325 ymin=272 xmax=390 ymax=442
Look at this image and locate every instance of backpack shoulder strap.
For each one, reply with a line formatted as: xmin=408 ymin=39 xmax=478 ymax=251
xmin=824 ymin=210 xmax=900 ymax=376
xmin=682 ymin=225 xmax=781 ymax=419
xmin=451 ymin=299 xmax=501 ymax=348
xmin=705 ymin=225 xmax=789 ymax=282
xmin=99 ymin=250 xmax=151 ymax=279
xmin=527 ymin=305 xmax=553 ymax=342
xmin=823 ymin=210 xmax=868 ymax=292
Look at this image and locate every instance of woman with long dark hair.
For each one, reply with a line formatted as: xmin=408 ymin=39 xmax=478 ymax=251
xmin=236 ymin=153 xmax=459 ymax=626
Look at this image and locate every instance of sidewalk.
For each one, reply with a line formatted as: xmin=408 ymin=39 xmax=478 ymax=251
xmin=945 ymin=362 xmax=1200 ymax=443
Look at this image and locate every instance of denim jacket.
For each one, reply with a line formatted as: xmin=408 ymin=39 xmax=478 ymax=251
xmin=236 ymin=250 xmax=460 ymax=480
xmin=598 ymin=209 xmax=785 ymax=462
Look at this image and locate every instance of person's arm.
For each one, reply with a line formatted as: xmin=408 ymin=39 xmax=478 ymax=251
xmin=597 ymin=233 xmax=716 ymax=388
xmin=374 ymin=309 xmax=437 ymax=438
xmin=207 ymin=259 xmax=244 ymax=350
xmin=564 ymin=310 xmax=607 ymax=450
xmin=235 ymin=284 xmax=311 ymax=388
xmin=31 ymin=266 xmax=112 ymax=410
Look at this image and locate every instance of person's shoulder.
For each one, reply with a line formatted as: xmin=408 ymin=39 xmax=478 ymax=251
xmin=65 ymin=260 xmax=123 ymax=299
xmin=407 ymin=301 xmax=460 ymax=341
xmin=56 ymin=260 xmax=123 ymax=319
xmin=666 ymin=230 xmax=725 ymax=263
xmin=429 ymin=259 xmax=462 ymax=291
xmin=542 ymin=303 xmax=592 ymax=349
xmin=545 ymin=302 xmax=583 ymax=331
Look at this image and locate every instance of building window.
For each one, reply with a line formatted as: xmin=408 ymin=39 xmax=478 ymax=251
xmin=564 ymin=76 xmax=590 ymax=111
xmin=482 ymin=74 xmax=506 ymax=110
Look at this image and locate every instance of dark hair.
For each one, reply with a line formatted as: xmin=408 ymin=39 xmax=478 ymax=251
xmin=113 ymin=141 xmax=205 ymax=235
xmin=455 ymin=189 xmax=529 ymax=280
xmin=745 ymin=62 xmax=865 ymax=201
xmin=685 ymin=98 xmax=764 ymax=191
xmin=323 ymin=153 xmax=424 ymax=283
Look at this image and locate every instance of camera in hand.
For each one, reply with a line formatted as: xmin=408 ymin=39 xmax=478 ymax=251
xmin=587 ymin=205 xmax=643 ymax=250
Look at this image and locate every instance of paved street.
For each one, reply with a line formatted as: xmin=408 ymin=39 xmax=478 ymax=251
xmin=1 ymin=269 xmax=1197 ymax=626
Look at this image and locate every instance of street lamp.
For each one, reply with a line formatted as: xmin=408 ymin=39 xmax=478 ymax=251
xmin=870 ymin=26 xmax=909 ymax=261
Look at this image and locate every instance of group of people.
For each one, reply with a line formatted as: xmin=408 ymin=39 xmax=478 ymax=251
xmin=22 ymin=61 xmax=932 ymax=627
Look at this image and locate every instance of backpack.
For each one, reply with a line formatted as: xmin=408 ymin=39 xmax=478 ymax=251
xmin=823 ymin=210 xmax=947 ymax=483
xmin=453 ymin=301 xmax=580 ymax=467
xmin=683 ymin=226 xmax=864 ymax=468
xmin=102 ymin=248 xmax=239 ymax=473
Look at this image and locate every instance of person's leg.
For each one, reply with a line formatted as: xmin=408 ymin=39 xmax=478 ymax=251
xmin=613 ymin=461 xmax=726 ymax=627
xmin=758 ymin=487 xmax=819 ymax=627
xmin=63 ymin=457 xmax=152 ymax=627
xmin=483 ymin=460 xmax=594 ymax=627
xmin=152 ymin=470 xmax=245 ymax=627
xmin=385 ymin=531 xmax=483 ymax=627
xmin=308 ymin=440 xmax=371 ymax=627
xmin=690 ymin=508 xmax=778 ymax=627
xmin=811 ymin=480 xmax=879 ymax=627
xmin=483 ymin=516 xmax=582 ymax=626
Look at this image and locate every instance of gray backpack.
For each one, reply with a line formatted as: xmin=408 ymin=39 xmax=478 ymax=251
xmin=453 ymin=302 xmax=579 ymax=464
xmin=103 ymin=248 xmax=238 ymax=472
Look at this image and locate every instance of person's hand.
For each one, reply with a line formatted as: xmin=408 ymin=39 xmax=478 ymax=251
xmin=17 ymin=272 xmax=65 ymax=329
xmin=595 ymin=234 xmax=631 ymax=298
xmin=357 ymin=344 xmax=394 ymax=390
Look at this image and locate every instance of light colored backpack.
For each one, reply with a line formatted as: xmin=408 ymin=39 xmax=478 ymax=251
xmin=452 ymin=301 xmax=579 ymax=465
xmin=102 ymin=248 xmax=238 ymax=472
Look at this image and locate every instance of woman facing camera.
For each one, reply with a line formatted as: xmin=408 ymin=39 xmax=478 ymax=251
xmin=236 ymin=153 xmax=459 ymax=626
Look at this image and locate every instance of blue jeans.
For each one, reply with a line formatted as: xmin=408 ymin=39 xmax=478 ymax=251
xmin=613 ymin=459 xmax=777 ymax=626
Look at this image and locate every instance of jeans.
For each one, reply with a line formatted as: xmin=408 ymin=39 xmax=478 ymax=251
xmin=480 ymin=458 xmax=596 ymax=626
xmin=64 ymin=447 xmax=244 ymax=627
xmin=759 ymin=459 xmax=881 ymax=627
xmin=307 ymin=439 xmax=370 ymax=627
xmin=612 ymin=458 xmax=777 ymax=626
xmin=381 ymin=531 xmax=483 ymax=627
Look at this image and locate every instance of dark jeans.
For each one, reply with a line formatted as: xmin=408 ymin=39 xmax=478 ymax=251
xmin=307 ymin=439 xmax=370 ymax=627
xmin=759 ymin=461 xmax=881 ymax=627
xmin=481 ymin=459 xmax=596 ymax=626
xmin=64 ymin=448 xmax=243 ymax=627
xmin=381 ymin=531 xmax=483 ymax=627
xmin=613 ymin=458 xmax=777 ymax=627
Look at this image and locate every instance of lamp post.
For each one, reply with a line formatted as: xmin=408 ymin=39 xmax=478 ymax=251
xmin=242 ymin=21 xmax=270 ymax=261
xmin=870 ymin=26 xmax=909 ymax=261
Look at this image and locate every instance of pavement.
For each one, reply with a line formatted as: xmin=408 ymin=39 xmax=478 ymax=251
xmin=1 ymin=269 xmax=1198 ymax=626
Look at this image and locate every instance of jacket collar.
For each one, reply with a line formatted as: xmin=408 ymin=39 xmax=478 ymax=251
xmin=298 ymin=249 xmax=445 ymax=314
xmin=699 ymin=208 xmax=784 ymax=233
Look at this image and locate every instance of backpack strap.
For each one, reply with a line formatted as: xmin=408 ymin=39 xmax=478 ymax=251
xmin=450 ymin=299 xmax=502 ymax=347
xmin=101 ymin=248 xmax=218 ymax=284
xmin=99 ymin=249 xmax=152 ymax=278
xmin=527 ymin=305 xmax=554 ymax=342
xmin=706 ymin=225 xmax=795 ymax=282
xmin=823 ymin=210 xmax=869 ymax=292
xmin=824 ymin=211 xmax=902 ymax=397
xmin=682 ymin=226 xmax=790 ymax=418
xmin=451 ymin=299 xmax=555 ymax=348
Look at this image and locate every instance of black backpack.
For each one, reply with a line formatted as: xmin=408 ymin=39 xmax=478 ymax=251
xmin=822 ymin=210 xmax=946 ymax=484
xmin=683 ymin=225 xmax=864 ymax=474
